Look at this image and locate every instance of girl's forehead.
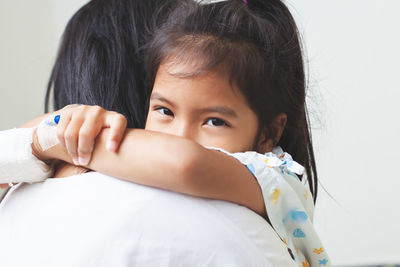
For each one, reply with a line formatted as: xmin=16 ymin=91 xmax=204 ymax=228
xmin=156 ymin=63 xmax=238 ymax=91
xmin=152 ymin=63 xmax=250 ymax=110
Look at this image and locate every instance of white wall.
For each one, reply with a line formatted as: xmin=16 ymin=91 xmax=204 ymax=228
xmin=0 ymin=0 xmax=54 ymax=129
xmin=1 ymin=0 xmax=399 ymax=265
xmin=287 ymin=0 xmax=400 ymax=265
xmin=0 ymin=0 xmax=88 ymax=130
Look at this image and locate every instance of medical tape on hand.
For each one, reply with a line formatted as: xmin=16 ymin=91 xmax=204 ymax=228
xmin=36 ymin=115 xmax=60 ymax=151
xmin=0 ymin=127 xmax=52 ymax=184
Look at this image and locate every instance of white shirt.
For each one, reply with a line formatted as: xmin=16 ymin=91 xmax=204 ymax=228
xmin=0 ymin=172 xmax=296 ymax=267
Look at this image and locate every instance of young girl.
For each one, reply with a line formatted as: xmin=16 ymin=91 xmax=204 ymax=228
xmin=1 ymin=0 xmax=330 ymax=266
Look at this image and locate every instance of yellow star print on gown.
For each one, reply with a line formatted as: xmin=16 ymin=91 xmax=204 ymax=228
xmin=207 ymin=146 xmax=331 ymax=267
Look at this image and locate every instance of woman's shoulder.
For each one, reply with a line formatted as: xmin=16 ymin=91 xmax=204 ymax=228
xmin=0 ymin=171 xmax=296 ymax=266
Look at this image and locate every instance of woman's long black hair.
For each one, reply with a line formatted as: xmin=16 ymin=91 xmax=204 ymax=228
xmin=146 ymin=0 xmax=318 ymax=201
xmin=45 ymin=0 xmax=174 ymax=128
xmin=45 ymin=0 xmax=318 ymax=202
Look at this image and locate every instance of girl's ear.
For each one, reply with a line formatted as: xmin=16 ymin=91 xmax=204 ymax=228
xmin=257 ymin=113 xmax=287 ymax=153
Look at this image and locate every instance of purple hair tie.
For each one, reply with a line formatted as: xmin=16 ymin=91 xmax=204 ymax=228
xmin=243 ymin=0 xmax=247 ymax=3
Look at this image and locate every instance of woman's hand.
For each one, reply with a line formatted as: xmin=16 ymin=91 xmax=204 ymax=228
xmin=56 ymin=105 xmax=127 ymax=166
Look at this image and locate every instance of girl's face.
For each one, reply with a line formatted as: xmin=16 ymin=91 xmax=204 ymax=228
xmin=145 ymin=63 xmax=270 ymax=153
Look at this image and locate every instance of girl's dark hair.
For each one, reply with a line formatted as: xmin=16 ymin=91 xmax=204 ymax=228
xmin=146 ymin=0 xmax=318 ymax=201
xmin=45 ymin=0 xmax=175 ymax=128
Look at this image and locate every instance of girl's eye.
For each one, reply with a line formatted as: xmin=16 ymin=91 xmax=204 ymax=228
xmin=156 ymin=107 xmax=174 ymax=117
xmin=206 ymin=118 xmax=228 ymax=127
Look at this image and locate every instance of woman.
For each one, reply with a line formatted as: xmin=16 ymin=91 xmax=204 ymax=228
xmin=0 ymin=0 xmax=296 ymax=266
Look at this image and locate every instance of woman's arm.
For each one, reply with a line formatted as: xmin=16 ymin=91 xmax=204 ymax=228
xmin=34 ymin=128 xmax=266 ymax=217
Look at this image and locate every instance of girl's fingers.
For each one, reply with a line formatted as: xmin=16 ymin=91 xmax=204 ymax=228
xmin=64 ymin=115 xmax=85 ymax=165
xmin=56 ymin=109 xmax=73 ymax=149
xmin=55 ymin=105 xmax=126 ymax=164
xmin=105 ymin=113 xmax=127 ymax=152
xmin=77 ymin=117 xmax=103 ymax=166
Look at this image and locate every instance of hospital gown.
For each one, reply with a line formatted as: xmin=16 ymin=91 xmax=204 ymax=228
xmin=211 ymin=146 xmax=331 ymax=267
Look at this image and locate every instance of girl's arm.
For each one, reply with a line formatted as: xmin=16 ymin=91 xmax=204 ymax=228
xmin=20 ymin=113 xmax=56 ymax=128
xmin=0 ymin=113 xmax=59 ymax=189
xmin=1 ymin=105 xmax=123 ymax=188
xmin=34 ymin=128 xmax=266 ymax=217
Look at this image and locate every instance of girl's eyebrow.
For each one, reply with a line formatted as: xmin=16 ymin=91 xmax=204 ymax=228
xmin=198 ymin=107 xmax=238 ymax=118
xmin=150 ymin=92 xmax=175 ymax=107
xmin=150 ymin=92 xmax=237 ymax=118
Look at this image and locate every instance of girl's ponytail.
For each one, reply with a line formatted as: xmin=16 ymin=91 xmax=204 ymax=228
xmin=243 ymin=0 xmax=318 ymax=202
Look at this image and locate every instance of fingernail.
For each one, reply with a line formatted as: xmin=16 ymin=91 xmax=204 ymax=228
xmin=107 ymin=141 xmax=117 ymax=152
xmin=72 ymin=157 xmax=80 ymax=165
xmin=79 ymin=157 xmax=89 ymax=166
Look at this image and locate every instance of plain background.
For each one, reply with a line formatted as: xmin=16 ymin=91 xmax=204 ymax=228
xmin=0 ymin=1 xmax=399 ymax=266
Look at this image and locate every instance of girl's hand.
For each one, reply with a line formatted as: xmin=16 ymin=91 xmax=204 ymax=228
xmin=57 ymin=105 xmax=127 ymax=166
